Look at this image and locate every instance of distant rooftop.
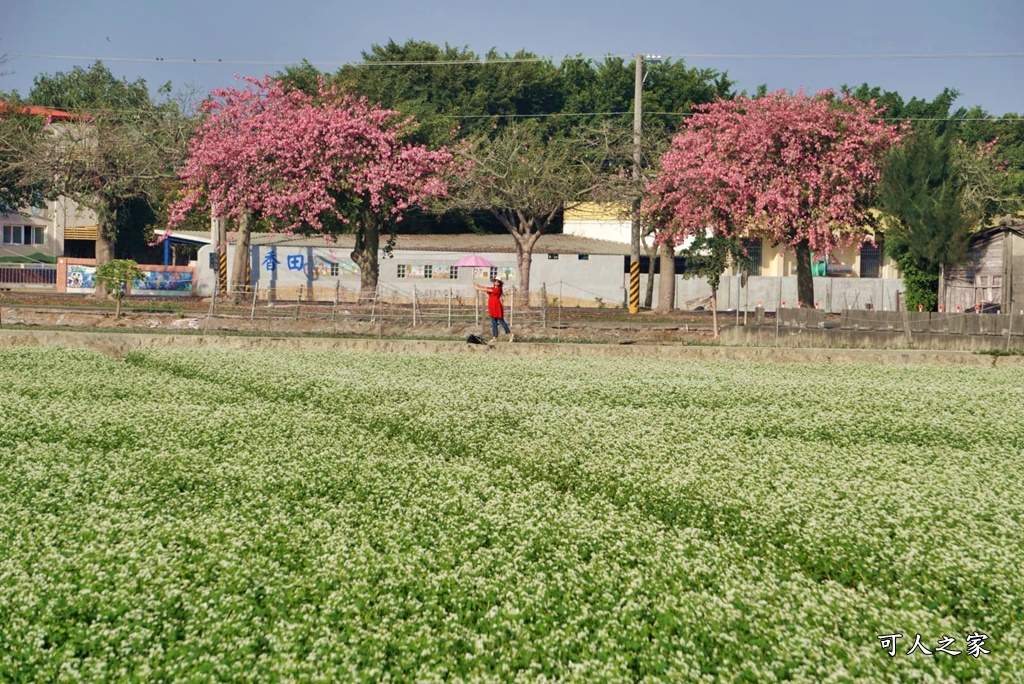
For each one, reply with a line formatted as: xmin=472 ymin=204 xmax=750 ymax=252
xmin=0 ymin=102 xmax=80 ymax=121
xmin=160 ymin=230 xmax=632 ymax=256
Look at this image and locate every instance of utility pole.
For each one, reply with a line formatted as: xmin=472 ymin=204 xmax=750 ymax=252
xmin=629 ymin=54 xmax=643 ymax=314
xmin=629 ymin=54 xmax=661 ymax=314
xmin=210 ymin=208 xmax=227 ymax=296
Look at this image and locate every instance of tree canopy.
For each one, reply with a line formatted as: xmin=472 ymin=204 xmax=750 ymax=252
xmin=170 ymin=75 xmax=455 ymax=296
xmin=442 ymin=120 xmax=608 ymax=293
xmin=646 ymin=90 xmax=902 ymax=307
xmin=8 ymin=62 xmax=192 ymax=270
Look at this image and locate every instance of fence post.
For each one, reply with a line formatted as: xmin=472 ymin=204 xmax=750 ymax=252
xmin=250 ymin=281 xmax=259 ymax=321
xmin=510 ymin=289 xmax=515 ymax=327
xmin=558 ymin=281 xmax=563 ymax=344
xmin=475 ymin=289 xmax=480 ymax=326
xmin=743 ymin=277 xmax=749 ymax=326
xmin=896 ymin=291 xmax=913 ymax=347
xmin=295 ymin=285 xmax=302 ymax=320
xmin=447 ymin=287 xmax=453 ymax=328
xmin=541 ymin=283 xmax=548 ymax=329
xmin=775 ymin=278 xmax=782 ymax=346
xmin=735 ymin=274 xmax=741 ymax=328
xmin=204 ymin=286 xmax=218 ymax=335
xmin=370 ymin=284 xmax=378 ymax=325
xmin=332 ymin=280 xmax=340 ymax=321
xmin=1008 ymin=306 xmax=1015 ymax=352
xmin=412 ymin=285 xmax=418 ymax=327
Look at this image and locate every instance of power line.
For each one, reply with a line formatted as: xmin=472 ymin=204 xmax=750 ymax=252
xmin=436 ymin=111 xmax=1019 ymax=122
xmin=8 ymin=100 xmax=1019 ymax=123
xmin=10 ymin=51 xmax=1024 ymax=69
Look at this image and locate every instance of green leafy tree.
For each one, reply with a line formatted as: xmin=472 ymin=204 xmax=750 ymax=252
xmin=842 ymin=84 xmax=962 ymax=126
xmin=18 ymin=63 xmax=192 ymax=293
xmin=94 ymin=258 xmax=144 ymax=316
xmin=443 ymin=121 xmax=606 ymax=295
xmin=334 ymin=40 xmax=565 ymax=147
xmin=878 ymin=122 xmax=1019 ymax=311
xmin=0 ymin=98 xmax=50 ymax=214
xmin=678 ymin=233 xmax=751 ymax=337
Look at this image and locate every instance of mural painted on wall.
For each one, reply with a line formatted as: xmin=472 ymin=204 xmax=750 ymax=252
xmin=134 ymin=270 xmax=194 ymax=293
xmin=66 ymin=265 xmax=96 ymax=289
xmin=312 ymin=256 xmax=358 ymax=279
xmin=472 ymin=266 xmax=516 ymax=281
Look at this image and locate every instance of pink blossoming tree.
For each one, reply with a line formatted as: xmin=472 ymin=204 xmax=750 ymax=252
xmin=170 ymin=76 xmax=454 ymax=298
xmin=645 ymin=90 xmax=902 ymax=308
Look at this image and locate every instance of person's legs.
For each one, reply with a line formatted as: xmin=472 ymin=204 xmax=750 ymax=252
xmin=497 ymin=318 xmax=510 ymax=335
xmin=491 ymin=317 xmax=499 ymax=339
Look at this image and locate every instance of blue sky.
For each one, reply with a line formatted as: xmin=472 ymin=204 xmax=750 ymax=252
xmin=2 ymin=0 xmax=1022 ymax=115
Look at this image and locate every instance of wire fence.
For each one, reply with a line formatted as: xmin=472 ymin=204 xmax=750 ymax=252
xmin=3 ymin=275 xmax=1022 ymax=350
xmin=199 ymin=281 xmax=552 ymax=333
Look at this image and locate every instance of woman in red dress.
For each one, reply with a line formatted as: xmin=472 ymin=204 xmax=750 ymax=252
xmin=474 ymin=277 xmax=514 ymax=343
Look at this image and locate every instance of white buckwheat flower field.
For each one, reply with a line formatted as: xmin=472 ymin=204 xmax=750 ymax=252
xmin=1 ymin=346 xmax=1022 ymax=681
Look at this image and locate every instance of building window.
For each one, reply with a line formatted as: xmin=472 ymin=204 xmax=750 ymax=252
xmin=860 ymin=239 xmax=883 ymax=278
xmin=329 ymin=262 xmax=339 ymax=277
xmin=397 ymin=264 xmax=407 ymax=278
xmin=423 ymin=265 xmax=432 ymax=279
xmin=449 ymin=266 xmax=458 ymax=279
xmin=489 ymin=267 xmax=498 ymax=281
xmin=548 ymin=253 xmax=559 ymax=259
xmin=578 ymin=254 xmax=589 ymax=261
xmin=1 ymin=226 xmax=44 ymax=246
xmin=743 ymin=238 xmax=762 ymax=276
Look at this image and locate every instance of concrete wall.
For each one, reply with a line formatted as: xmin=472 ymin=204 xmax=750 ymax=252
xmin=56 ymin=258 xmax=197 ymax=296
xmin=196 ymin=244 xmax=906 ymax=313
xmin=674 ymin=276 xmax=904 ymax=313
xmin=198 ymin=244 xmax=631 ymax=306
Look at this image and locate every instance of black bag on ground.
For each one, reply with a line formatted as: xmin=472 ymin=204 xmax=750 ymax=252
xmin=466 ymin=334 xmax=487 ymax=345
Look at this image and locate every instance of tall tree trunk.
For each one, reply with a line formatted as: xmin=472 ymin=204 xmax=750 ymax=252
xmin=230 ymin=210 xmax=252 ymax=303
xmin=643 ymin=236 xmax=656 ymax=309
xmin=513 ymin=230 xmax=540 ymax=306
xmin=351 ymin=217 xmax=380 ymax=304
xmin=711 ymin=288 xmax=719 ymax=339
xmin=93 ymin=215 xmax=116 ymax=300
xmin=656 ymin=242 xmax=676 ymax=313
xmin=795 ymin=238 xmax=814 ymax=309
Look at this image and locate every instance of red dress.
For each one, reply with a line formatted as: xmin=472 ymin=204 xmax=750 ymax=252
xmin=487 ymin=286 xmax=504 ymax=319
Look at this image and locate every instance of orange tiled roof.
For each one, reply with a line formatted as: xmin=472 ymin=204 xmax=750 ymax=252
xmin=0 ymin=102 xmax=79 ymax=121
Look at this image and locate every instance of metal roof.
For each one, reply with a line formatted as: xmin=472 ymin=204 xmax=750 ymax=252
xmin=154 ymin=229 xmax=211 ymax=245
xmin=228 ymin=232 xmax=632 ymax=255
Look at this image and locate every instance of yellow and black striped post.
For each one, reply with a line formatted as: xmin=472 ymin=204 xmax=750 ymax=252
xmin=243 ymin=259 xmax=252 ymax=294
xmin=218 ymin=249 xmax=228 ymax=295
xmin=628 ymin=257 xmax=640 ymax=314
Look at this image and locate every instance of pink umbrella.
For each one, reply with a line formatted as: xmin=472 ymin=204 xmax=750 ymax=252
xmin=454 ymin=254 xmax=493 ymax=268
